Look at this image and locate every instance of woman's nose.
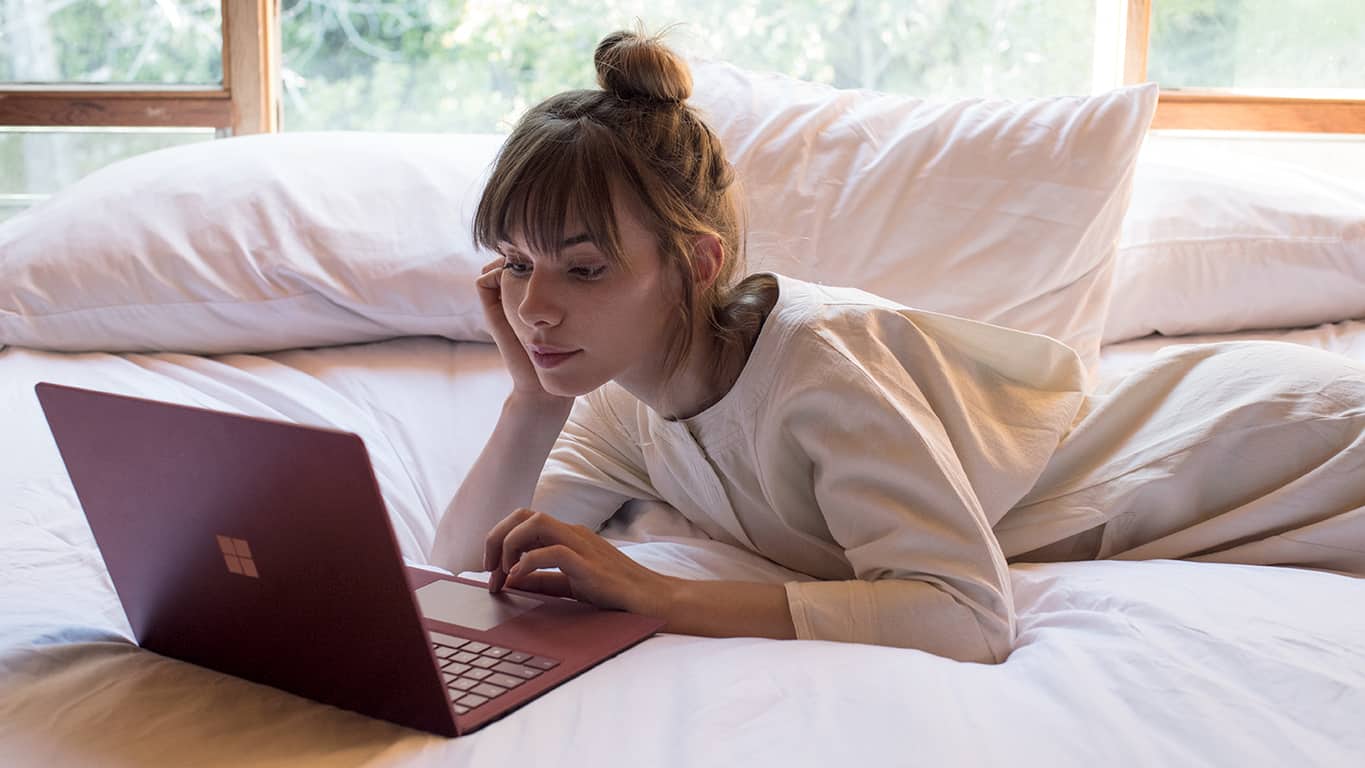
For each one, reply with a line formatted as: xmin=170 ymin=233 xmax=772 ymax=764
xmin=516 ymin=272 xmax=562 ymax=327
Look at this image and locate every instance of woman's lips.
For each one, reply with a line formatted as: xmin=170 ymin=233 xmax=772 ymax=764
xmin=530 ymin=349 xmax=581 ymax=369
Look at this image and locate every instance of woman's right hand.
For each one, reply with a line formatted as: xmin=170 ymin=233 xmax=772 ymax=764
xmin=476 ymin=257 xmax=570 ymax=402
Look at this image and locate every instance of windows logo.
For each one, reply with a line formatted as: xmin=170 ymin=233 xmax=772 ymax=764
xmin=217 ymin=535 xmax=259 ymax=578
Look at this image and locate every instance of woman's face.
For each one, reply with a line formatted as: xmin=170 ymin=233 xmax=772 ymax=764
xmin=497 ymin=192 xmax=680 ymax=399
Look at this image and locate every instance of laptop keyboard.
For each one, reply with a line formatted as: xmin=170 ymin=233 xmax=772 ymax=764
xmin=429 ymin=631 xmax=560 ymax=715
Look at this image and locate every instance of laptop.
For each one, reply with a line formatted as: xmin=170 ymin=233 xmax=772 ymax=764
xmin=35 ymin=381 xmax=665 ymax=737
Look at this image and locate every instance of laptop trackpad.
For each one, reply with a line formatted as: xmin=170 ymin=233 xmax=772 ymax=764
xmin=415 ymin=579 xmax=542 ymax=631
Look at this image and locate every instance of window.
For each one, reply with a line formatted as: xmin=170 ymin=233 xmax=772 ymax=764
xmin=1148 ymin=0 xmax=1364 ymax=91
xmin=278 ymin=0 xmax=1099 ymax=133
xmin=2 ymin=0 xmax=1362 ymax=217
xmin=0 ymin=0 xmax=223 ymax=84
xmin=1131 ymin=0 xmax=1365 ymax=131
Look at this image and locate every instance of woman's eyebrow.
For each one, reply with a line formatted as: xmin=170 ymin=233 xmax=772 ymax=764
xmin=497 ymin=234 xmax=595 ymax=258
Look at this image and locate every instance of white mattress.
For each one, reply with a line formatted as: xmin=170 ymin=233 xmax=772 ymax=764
xmin=2 ymin=327 xmax=1364 ymax=767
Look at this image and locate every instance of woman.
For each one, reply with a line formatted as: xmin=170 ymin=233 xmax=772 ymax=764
xmin=430 ymin=30 xmax=1365 ymax=664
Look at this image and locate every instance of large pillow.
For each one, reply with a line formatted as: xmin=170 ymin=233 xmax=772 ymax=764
xmin=687 ymin=60 xmax=1159 ymax=377
xmin=0 ymin=132 xmax=504 ymax=354
xmin=1103 ymin=140 xmax=1365 ymax=344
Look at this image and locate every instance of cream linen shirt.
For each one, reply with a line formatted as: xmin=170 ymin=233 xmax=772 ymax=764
xmin=531 ymin=274 xmax=1087 ymax=663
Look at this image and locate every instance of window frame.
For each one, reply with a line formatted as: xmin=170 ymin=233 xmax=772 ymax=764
xmin=0 ymin=0 xmax=278 ymax=135
xmin=1122 ymin=0 xmax=1365 ymax=132
xmin=0 ymin=0 xmax=1359 ymax=135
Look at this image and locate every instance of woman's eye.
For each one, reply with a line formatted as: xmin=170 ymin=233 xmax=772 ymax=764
xmin=503 ymin=260 xmax=531 ymax=277
xmin=571 ymin=265 xmax=608 ymax=280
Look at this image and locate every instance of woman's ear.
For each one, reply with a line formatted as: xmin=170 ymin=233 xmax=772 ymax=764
xmin=692 ymin=234 xmax=724 ymax=289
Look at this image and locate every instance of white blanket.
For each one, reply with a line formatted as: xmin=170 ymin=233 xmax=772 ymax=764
xmin=3 ymin=336 xmax=1364 ymax=766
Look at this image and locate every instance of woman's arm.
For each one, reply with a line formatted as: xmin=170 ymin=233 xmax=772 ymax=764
xmin=429 ymin=393 xmax=572 ymax=574
xmin=432 ymin=257 xmax=581 ymax=573
xmin=660 ymin=578 xmax=796 ymax=640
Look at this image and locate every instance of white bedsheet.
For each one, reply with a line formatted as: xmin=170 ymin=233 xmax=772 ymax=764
xmin=3 ymin=332 xmax=1364 ymax=767
xmin=1097 ymin=317 xmax=1365 ymax=391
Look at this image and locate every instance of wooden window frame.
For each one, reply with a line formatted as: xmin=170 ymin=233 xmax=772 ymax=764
xmin=0 ymin=0 xmax=1360 ymax=135
xmin=0 ymin=0 xmax=278 ymax=135
xmin=1123 ymin=0 xmax=1365 ymax=133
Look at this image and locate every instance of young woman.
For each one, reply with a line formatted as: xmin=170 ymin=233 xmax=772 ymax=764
xmin=430 ymin=30 xmax=1365 ymax=664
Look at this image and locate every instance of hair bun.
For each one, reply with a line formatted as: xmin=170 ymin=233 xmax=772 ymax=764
xmin=594 ymin=29 xmax=692 ymax=105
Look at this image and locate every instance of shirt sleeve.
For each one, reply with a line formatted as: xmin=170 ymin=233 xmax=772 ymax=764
xmin=775 ymin=309 xmax=1080 ymax=664
xmin=531 ymin=386 xmax=660 ymax=531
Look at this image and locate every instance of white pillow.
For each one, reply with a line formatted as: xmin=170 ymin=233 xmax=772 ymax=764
xmin=687 ymin=60 xmax=1159 ymax=377
xmin=1103 ymin=140 xmax=1365 ymax=344
xmin=0 ymin=132 xmax=504 ymax=354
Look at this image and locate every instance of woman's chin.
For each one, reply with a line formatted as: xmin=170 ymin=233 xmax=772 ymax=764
xmin=536 ymin=370 xmax=608 ymax=398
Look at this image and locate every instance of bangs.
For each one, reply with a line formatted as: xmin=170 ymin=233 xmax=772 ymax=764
xmin=474 ymin=100 xmax=637 ymax=268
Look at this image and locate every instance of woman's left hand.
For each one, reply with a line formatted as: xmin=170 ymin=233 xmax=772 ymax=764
xmin=483 ymin=508 xmax=675 ymax=618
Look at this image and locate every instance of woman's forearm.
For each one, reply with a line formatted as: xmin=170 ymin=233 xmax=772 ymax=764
xmin=658 ymin=577 xmax=797 ymax=640
xmin=430 ymin=393 xmax=573 ymax=573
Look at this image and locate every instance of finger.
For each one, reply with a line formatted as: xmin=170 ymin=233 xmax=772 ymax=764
xmin=475 ymin=267 xmax=503 ymax=293
xmin=500 ymin=512 xmax=579 ymax=573
xmin=484 ymin=508 xmax=535 ymax=573
xmin=505 ymin=570 xmax=574 ymax=599
xmin=481 ymin=257 xmax=504 ymax=274
xmin=487 ymin=568 xmax=506 ymax=594
xmin=506 ymin=544 xmax=589 ymax=585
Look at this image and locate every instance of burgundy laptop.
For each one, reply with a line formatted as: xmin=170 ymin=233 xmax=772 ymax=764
xmin=35 ymin=382 xmax=664 ymax=737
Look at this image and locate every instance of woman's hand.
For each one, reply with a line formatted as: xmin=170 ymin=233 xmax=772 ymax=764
xmin=476 ymin=258 xmax=569 ymax=402
xmin=483 ymin=507 xmax=676 ymax=618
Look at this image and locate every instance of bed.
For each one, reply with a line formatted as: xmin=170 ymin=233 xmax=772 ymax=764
xmin=2 ymin=59 xmax=1363 ymax=767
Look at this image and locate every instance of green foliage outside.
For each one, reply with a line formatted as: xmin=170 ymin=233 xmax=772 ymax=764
xmin=1148 ymin=0 xmax=1365 ymax=90
xmin=276 ymin=0 xmax=1097 ymax=133
xmin=0 ymin=0 xmax=1361 ymax=212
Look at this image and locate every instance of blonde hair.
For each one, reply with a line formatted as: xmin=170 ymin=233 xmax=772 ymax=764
xmin=473 ymin=27 xmax=775 ymax=390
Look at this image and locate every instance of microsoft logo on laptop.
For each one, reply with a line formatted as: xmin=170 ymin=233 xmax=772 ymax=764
xmin=216 ymin=535 xmax=259 ymax=578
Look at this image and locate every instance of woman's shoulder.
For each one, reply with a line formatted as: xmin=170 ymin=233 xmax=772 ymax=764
xmin=765 ymin=273 xmax=924 ymax=362
xmin=766 ymin=272 xmax=1087 ymax=398
xmin=756 ymin=274 xmax=916 ymax=392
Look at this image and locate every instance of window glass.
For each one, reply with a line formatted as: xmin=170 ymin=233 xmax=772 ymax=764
xmin=0 ymin=1 xmax=222 ymax=85
xmin=0 ymin=127 xmax=214 ymax=218
xmin=1148 ymin=0 xmax=1365 ymax=91
xmin=279 ymin=0 xmax=1096 ymax=133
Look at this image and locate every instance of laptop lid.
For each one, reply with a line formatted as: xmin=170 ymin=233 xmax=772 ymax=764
xmin=35 ymin=382 xmax=459 ymax=736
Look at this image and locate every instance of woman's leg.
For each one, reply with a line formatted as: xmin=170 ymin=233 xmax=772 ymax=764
xmin=1003 ymin=341 xmax=1365 ymax=575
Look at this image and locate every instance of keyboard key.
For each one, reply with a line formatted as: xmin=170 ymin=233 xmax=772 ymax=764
xmin=453 ymin=704 xmax=470 ymax=715
xmin=430 ymin=631 xmax=468 ymax=648
xmin=451 ymin=651 xmax=479 ymax=665
xmin=487 ymin=673 xmax=524 ymax=689
xmin=449 ymin=677 xmax=478 ymax=692
xmin=465 ymin=668 xmax=494 ymax=681
xmin=471 ymin=656 xmax=499 ymax=669
xmin=441 ymin=671 xmax=459 ymax=683
xmin=506 ymin=651 xmax=532 ymax=664
xmin=483 ymin=646 xmax=511 ymax=659
xmin=457 ymin=693 xmax=488 ymax=708
xmin=493 ymin=661 xmax=541 ymax=679
xmin=527 ymin=656 xmax=559 ymax=670
xmin=472 ymin=682 xmax=507 ymax=699
xmin=434 ymin=646 xmax=458 ymax=659
xmin=463 ymin=641 xmax=490 ymax=653
xmin=443 ymin=662 xmax=471 ymax=675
